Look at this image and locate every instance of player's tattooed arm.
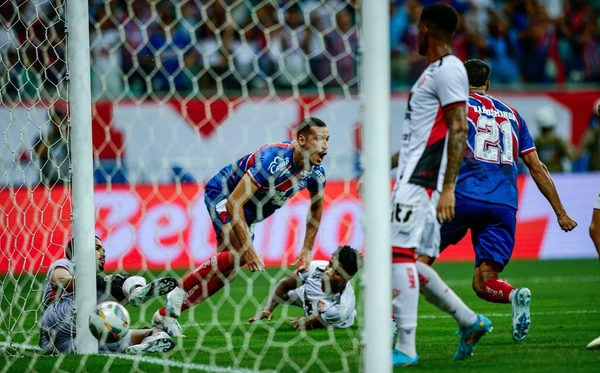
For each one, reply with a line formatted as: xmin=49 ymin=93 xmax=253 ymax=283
xmin=227 ymin=174 xmax=264 ymax=271
xmin=522 ymin=151 xmax=577 ymax=232
xmin=443 ymin=105 xmax=468 ymax=187
xmin=247 ymin=274 xmax=300 ymax=323
xmin=437 ymin=105 xmax=467 ymax=223
xmin=51 ymin=267 xmax=75 ymax=292
xmin=294 ymin=190 xmax=323 ymax=271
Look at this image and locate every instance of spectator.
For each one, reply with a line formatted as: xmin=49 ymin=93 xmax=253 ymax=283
xmin=558 ymin=0 xmax=600 ymax=82
xmin=320 ymin=9 xmax=358 ymax=87
xmin=90 ymin=8 xmax=123 ymax=98
xmin=399 ymin=0 xmax=426 ymax=84
xmin=578 ymin=99 xmax=600 ymax=171
xmin=121 ymin=0 xmax=153 ymax=95
xmin=534 ymin=107 xmax=574 ymax=173
xmin=481 ymin=13 xmax=520 ymax=84
xmin=34 ymin=106 xmax=70 ymax=186
xmin=390 ymin=0 xmax=409 ymax=84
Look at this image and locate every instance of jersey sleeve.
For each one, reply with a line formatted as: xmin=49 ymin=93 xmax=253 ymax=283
xmin=307 ymin=166 xmax=327 ymax=193
xmin=517 ymin=113 xmax=536 ymax=156
xmin=434 ymin=60 xmax=469 ymax=111
xmin=246 ymin=148 xmax=283 ymax=188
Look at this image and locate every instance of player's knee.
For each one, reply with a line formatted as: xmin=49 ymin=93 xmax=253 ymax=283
xmin=589 ymin=223 xmax=600 ymax=247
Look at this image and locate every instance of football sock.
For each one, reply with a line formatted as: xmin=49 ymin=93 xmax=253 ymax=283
xmin=482 ymin=278 xmax=515 ymax=304
xmin=415 ymin=261 xmax=477 ymax=328
xmin=392 ymin=262 xmax=419 ymax=358
xmin=158 ymin=251 xmax=233 ymax=317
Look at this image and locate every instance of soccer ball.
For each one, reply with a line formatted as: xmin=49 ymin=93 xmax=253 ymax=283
xmin=89 ymin=301 xmax=130 ymax=343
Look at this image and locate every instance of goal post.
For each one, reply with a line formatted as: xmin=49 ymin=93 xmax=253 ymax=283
xmin=361 ymin=0 xmax=392 ymax=372
xmin=66 ymin=0 xmax=98 ymax=355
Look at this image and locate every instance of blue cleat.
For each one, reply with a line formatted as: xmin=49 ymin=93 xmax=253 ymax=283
xmin=392 ymin=349 xmax=419 ymax=367
xmin=453 ymin=315 xmax=492 ymax=361
xmin=511 ymin=288 xmax=531 ymax=342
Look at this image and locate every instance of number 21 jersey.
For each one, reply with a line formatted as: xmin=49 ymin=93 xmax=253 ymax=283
xmin=456 ymin=92 xmax=536 ymax=209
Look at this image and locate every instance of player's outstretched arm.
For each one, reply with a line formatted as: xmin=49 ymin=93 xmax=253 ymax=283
xmin=522 ymin=151 xmax=577 ymax=232
xmin=51 ymin=267 xmax=75 ymax=292
xmin=226 ymin=174 xmax=264 ymax=271
xmin=247 ymin=274 xmax=299 ymax=323
xmin=293 ymin=190 xmax=323 ymax=271
xmin=438 ymin=105 xmax=468 ymax=223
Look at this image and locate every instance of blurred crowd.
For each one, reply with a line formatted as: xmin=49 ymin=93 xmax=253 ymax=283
xmin=1 ymin=0 xmax=599 ymax=100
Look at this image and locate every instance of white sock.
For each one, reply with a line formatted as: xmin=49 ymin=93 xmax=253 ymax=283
xmin=123 ymin=276 xmax=147 ymax=298
xmin=392 ymin=262 xmax=419 ymax=358
xmin=415 ymin=261 xmax=477 ymax=328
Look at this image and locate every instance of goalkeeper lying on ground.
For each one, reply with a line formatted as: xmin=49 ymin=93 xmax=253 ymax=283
xmin=247 ymin=245 xmax=362 ymax=330
xmin=39 ymin=236 xmax=178 ymax=354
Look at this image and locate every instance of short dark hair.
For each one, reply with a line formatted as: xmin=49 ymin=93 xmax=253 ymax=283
xmin=464 ymin=59 xmax=491 ymax=87
xmin=66 ymin=236 xmax=101 ymax=260
xmin=297 ymin=117 xmax=327 ymax=140
xmin=420 ymin=3 xmax=459 ymax=36
xmin=333 ymin=245 xmax=363 ymax=277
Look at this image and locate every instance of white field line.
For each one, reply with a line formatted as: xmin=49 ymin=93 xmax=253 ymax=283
xmin=444 ymin=275 xmax=600 ymax=287
xmin=0 ymin=342 xmax=274 ymax=373
xmin=418 ymin=309 xmax=599 ymax=319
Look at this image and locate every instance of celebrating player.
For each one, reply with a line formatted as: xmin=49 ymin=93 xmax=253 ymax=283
xmin=247 ymin=245 xmax=361 ymax=331
xmin=378 ymin=4 xmax=492 ymax=366
xmin=39 ymin=236 xmax=179 ymax=354
xmin=417 ymin=59 xmax=577 ymax=342
xmin=152 ymin=117 xmax=328 ymax=336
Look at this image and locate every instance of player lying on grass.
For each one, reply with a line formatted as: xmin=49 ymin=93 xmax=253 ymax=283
xmin=39 ymin=236 xmax=178 ymax=354
xmin=247 ymin=246 xmax=361 ymax=331
xmin=152 ymin=117 xmax=329 ymax=336
xmin=417 ymin=59 xmax=577 ymax=342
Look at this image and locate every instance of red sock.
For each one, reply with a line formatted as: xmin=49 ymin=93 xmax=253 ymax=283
xmin=158 ymin=251 xmax=233 ymax=317
xmin=482 ymin=279 xmax=515 ymax=303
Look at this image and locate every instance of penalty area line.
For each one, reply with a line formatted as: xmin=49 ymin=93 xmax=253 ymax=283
xmin=0 ymin=341 xmax=274 ymax=373
xmin=419 ymin=309 xmax=599 ymax=319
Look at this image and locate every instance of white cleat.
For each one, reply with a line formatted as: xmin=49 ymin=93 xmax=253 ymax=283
xmin=129 ymin=277 xmax=178 ymax=307
xmin=165 ymin=287 xmax=187 ymax=318
xmin=511 ymin=287 xmax=532 ymax=342
xmin=587 ymin=336 xmax=600 ymax=349
xmin=152 ymin=311 xmax=186 ymax=338
xmin=125 ymin=330 xmax=175 ymax=354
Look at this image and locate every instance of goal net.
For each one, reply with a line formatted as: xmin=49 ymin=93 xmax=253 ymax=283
xmin=1 ymin=0 xmax=367 ymax=371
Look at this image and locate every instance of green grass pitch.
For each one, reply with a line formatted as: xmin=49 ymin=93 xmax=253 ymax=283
xmin=1 ymin=259 xmax=600 ymax=372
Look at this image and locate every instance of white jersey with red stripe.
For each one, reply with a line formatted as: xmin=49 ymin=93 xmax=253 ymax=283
xmin=396 ymin=54 xmax=468 ymax=192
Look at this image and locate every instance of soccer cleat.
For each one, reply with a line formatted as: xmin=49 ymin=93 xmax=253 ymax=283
xmin=511 ymin=287 xmax=532 ymax=342
xmin=152 ymin=311 xmax=185 ymax=338
xmin=453 ymin=314 xmax=492 ymax=361
xmin=125 ymin=330 xmax=175 ymax=354
xmin=128 ymin=277 xmax=179 ymax=307
xmin=392 ymin=349 xmax=419 ymax=367
xmin=165 ymin=287 xmax=187 ymax=318
xmin=587 ymin=336 xmax=600 ymax=349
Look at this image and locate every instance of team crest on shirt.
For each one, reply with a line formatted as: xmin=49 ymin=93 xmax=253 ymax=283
xmin=318 ymin=300 xmax=326 ymax=312
xmin=267 ymin=157 xmax=289 ymax=174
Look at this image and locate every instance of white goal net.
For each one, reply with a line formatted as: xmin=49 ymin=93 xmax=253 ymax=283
xmin=1 ymin=0 xmax=367 ymax=372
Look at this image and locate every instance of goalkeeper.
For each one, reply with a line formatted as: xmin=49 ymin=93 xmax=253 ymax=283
xmin=247 ymin=246 xmax=362 ymax=331
xmin=39 ymin=236 xmax=178 ymax=354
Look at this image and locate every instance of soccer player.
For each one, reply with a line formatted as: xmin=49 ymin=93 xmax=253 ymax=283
xmin=247 ymin=245 xmax=361 ymax=331
xmin=418 ymin=59 xmax=577 ymax=342
xmin=39 ymin=236 xmax=179 ymax=354
xmin=152 ymin=117 xmax=329 ymax=336
xmin=376 ymin=4 xmax=495 ymax=366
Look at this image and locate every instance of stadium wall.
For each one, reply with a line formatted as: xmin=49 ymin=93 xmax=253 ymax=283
xmin=2 ymin=90 xmax=599 ymax=185
xmin=1 ymin=174 xmax=599 ymax=274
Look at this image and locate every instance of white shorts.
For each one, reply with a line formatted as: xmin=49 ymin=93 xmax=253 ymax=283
xmin=390 ymin=182 xmax=441 ymax=258
xmin=595 ymin=186 xmax=600 ymax=210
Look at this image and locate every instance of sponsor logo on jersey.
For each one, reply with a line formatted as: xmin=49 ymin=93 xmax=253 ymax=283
xmin=267 ymin=156 xmax=289 ymax=174
xmin=313 ymin=168 xmax=326 ymax=183
xmin=318 ymin=300 xmax=326 ymax=312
